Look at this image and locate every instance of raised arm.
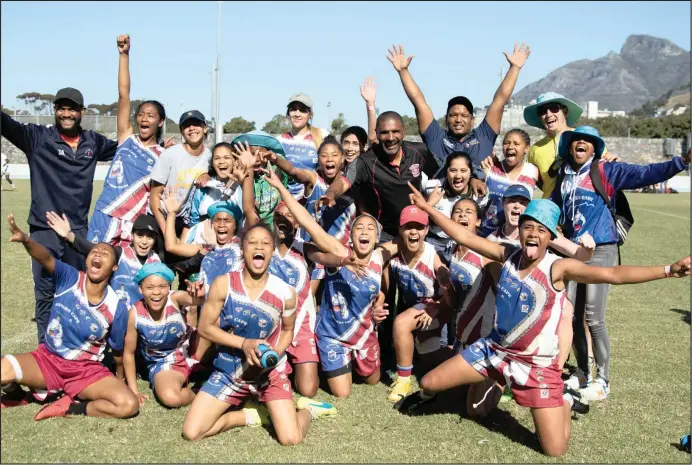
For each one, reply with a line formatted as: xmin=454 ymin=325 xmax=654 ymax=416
xmin=46 ymin=211 xmax=95 ymax=257
xmin=261 ymin=164 xmax=348 ymax=257
xmin=550 ymin=232 xmax=595 ymax=262
xmin=554 ymin=256 xmax=690 ymax=288
xmin=604 ymin=154 xmax=689 ymax=192
xmin=123 ymin=308 xmax=147 ymax=404
xmin=274 ymin=289 xmax=297 ymax=356
xmin=387 ymin=45 xmax=434 ymax=135
xmin=408 ymin=183 xmax=505 ymax=263
xmin=238 ymin=163 xmax=259 ymax=227
xmin=360 ymin=76 xmax=379 ymax=146
xmin=150 ymin=183 xmax=167 ymax=233
xmin=264 ymin=149 xmax=316 ymax=188
xmin=8 ymin=214 xmax=55 ymax=274
xmin=318 ymin=157 xmax=364 ymax=210
xmin=1 ymin=111 xmax=41 ymax=156
xmin=161 ymin=187 xmax=204 ymax=257
xmin=116 ymin=34 xmax=134 ymax=145
xmin=485 ymin=43 xmax=531 ymax=134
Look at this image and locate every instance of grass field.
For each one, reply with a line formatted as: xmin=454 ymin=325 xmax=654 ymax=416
xmin=1 ymin=180 xmax=690 ymax=463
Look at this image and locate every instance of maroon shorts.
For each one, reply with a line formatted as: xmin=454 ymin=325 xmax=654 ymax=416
xmin=30 ymin=344 xmax=113 ymax=399
xmin=286 ymin=335 xmax=319 ymax=364
xmin=200 ymin=361 xmax=294 ymax=407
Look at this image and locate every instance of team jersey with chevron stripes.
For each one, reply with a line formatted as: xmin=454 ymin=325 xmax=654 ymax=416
xmin=95 ymin=135 xmax=162 ymax=220
xmin=316 ymin=250 xmax=383 ymax=349
xmin=489 ymin=246 xmax=564 ymax=367
xmin=133 ymin=296 xmax=192 ymax=367
xmin=479 ymin=160 xmax=538 ymax=237
xmin=110 ymin=246 xmax=161 ymax=309
xmin=389 ymin=241 xmax=439 ymax=308
xmin=450 ymin=248 xmax=496 ymax=346
xmin=199 ymin=239 xmax=243 ymax=295
xmin=213 ymin=271 xmax=294 ymax=376
xmin=45 ymin=261 xmax=129 ymax=362
xmin=300 ymin=175 xmax=356 ymax=246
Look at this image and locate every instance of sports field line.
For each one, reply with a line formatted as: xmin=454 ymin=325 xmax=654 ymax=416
xmin=631 ymin=206 xmax=690 ymax=221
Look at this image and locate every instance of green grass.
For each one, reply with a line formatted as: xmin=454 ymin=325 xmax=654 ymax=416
xmin=1 ymin=182 xmax=690 ymax=463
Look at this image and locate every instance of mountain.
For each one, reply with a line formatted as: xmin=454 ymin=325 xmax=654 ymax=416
xmin=513 ymin=35 xmax=691 ymax=112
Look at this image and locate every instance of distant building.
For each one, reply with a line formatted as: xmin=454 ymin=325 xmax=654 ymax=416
xmin=473 ymin=101 xmax=528 ymax=130
xmin=582 ymin=101 xmax=627 ymax=119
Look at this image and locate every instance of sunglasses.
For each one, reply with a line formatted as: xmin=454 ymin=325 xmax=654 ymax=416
xmin=288 ymin=104 xmax=310 ymax=114
xmin=538 ymin=103 xmax=564 ymax=116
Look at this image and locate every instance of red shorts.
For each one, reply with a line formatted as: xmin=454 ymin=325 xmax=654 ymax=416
xmin=30 ymin=344 xmax=113 ymax=399
xmin=286 ymin=335 xmax=319 ymax=364
xmin=317 ymin=332 xmax=380 ymax=379
xmin=200 ymin=361 xmax=294 ymax=407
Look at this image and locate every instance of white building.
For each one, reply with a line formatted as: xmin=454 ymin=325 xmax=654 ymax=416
xmin=582 ymin=101 xmax=627 ymax=119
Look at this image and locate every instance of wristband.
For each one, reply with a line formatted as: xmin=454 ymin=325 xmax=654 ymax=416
xmin=367 ymin=105 xmax=376 ymax=112
xmin=664 ymin=265 xmax=672 ymax=278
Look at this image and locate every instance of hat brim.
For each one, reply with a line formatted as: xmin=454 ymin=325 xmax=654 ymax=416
xmin=519 ymin=213 xmax=558 ymax=239
xmin=558 ymin=130 xmax=606 ymax=159
xmin=179 ymin=117 xmax=206 ymax=126
xmin=523 ymin=97 xmax=583 ymax=129
xmin=54 ymin=97 xmax=84 ymax=108
xmin=231 ymin=133 xmax=285 ymax=156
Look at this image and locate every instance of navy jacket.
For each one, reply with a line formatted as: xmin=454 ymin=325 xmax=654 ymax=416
xmin=1 ymin=112 xmax=117 ymax=229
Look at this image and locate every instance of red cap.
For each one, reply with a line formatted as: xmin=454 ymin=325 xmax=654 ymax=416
xmin=399 ymin=205 xmax=428 ymax=227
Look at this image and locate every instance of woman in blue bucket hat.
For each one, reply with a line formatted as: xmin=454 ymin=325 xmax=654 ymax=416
xmin=404 ymin=186 xmax=690 ymax=456
xmin=550 ymin=125 xmax=691 ymax=402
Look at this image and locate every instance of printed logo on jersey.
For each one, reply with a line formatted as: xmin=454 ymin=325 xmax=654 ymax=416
xmin=409 ymin=164 xmax=421 ymax=177
xmin=47 ymin=317 xmax=64 ymax=347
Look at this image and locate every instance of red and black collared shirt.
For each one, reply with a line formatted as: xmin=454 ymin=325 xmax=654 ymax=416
xmin=342 ymin=141 xmax=439 ymax=237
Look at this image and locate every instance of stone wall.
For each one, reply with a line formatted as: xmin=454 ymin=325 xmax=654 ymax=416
xmin=2 ymin=131 xmax=687 ymax=166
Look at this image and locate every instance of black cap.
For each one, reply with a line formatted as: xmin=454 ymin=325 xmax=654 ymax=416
xmin=179 ymin=110 xmax=206 ymax=126
xmin=54 ymin=88 xmax=84 ymax=107
xmin=132 ymin=214 xmax=161 ymax=236
xmin=447 ymin=96 xmax=473 ymax=115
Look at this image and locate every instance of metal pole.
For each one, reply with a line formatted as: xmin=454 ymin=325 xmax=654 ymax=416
xmin=211 ymin=66 xmax=216 ymax=130
xmin=215 ymin=1 xmax=223 ymax=144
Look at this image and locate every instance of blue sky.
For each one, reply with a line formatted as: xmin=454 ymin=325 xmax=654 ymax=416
xmin=2 ymin=1 xmax=690 ymax=130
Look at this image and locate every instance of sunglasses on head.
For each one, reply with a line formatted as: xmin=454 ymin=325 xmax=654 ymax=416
xmin=538 ymin=103 xmax=563 ymax=116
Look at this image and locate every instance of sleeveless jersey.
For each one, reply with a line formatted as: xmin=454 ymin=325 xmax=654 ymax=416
xmin=46 ymin=261 xmax=128 ymax=362
xmin=111 ymin=246 xmax=161 ymax=309
xmin=199 ymin=239 xmax=243 ymax=295
xmin=300 ymin=176 xmax=356 ymax=246
xmin=95 ymin=135 xmax=162 ymax=221
xmin=450 ymin=248 xmax=496 ymax=346
xmin=316 ymin=250 xmax=383 ymax=349
xmin=480 ymin=160 xmax=538 ymax=237
xmin=487 ymin=227 xmax=521 ymax=247
xmin=389 ymin=241 xmax=439 ymax=308
xmin=278 ymin=128 xmax=328 ymax=200
xmin=214 ymin=271 xmax=294 ymax=376
xmin=133 ymin=297 xmax=192 ymax=367
xmin=268 ymin=239 xmax=315 ymax=341
xmin=489 ymin=246 xmax=565 ymax=367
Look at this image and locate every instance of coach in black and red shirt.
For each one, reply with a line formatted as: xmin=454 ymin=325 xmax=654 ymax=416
xmin=321 ymin=111 xmax=441 ymax=241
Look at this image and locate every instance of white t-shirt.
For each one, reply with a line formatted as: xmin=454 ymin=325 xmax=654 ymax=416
xmin=150 ymin=143 xmax=212 ymax=217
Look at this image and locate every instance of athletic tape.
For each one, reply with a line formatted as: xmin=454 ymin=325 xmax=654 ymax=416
xmin=5 ymin=354 xmax=23 ymax=382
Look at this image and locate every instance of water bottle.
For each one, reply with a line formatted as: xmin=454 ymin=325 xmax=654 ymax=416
xmin=258 ymin=343 xmax=279 ymax=369
xmin=681 ymin=434 xmax=690 ymax=453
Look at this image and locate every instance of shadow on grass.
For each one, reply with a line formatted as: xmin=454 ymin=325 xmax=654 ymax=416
xmin=669 ymin=308 xmax=691 ymax=324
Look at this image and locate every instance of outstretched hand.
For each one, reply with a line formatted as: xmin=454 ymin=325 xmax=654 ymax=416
xmin=259 ymin=162 xmax=283 ymax=189
xmin=503 ymin=42 xmax=530 ymax=69
xmin=386 ymin=44 xmax=414 ymax=72
xmin=117 ymin=34 xmax=131 ymax=54
xmin=360 ymin=76 xmax=378 ymax=106
xmin=7 ymin=214 xmax=29 ymax=243
xmin=232 ymin=141 xmax=259 ymax=170
xmin=670 ymin=256 xmax=691 ymax=278
xmin=45 ymin=211 xmax=72 ymax=239
xmin=408 ymin=182 xmax=428 ymax=210
xmin=161 ymin=186 xmax=182 ymax=215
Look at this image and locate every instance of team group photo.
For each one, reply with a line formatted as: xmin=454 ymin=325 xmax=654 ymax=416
xmin=1 ymin=1 xmax=690 ymax=463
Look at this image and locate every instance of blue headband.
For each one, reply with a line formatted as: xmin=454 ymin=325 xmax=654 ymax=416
xmin=134 ymin=263 xmax=175 ymax=285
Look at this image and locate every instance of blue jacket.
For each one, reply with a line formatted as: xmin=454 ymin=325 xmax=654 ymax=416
xmin=1 ymin=112 xmax=117 ymax=229
xmin=551 ymin=156 xmax=687 ymax=245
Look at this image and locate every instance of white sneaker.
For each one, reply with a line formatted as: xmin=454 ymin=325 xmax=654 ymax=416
xmin=564 ymin=373 xmax=587 ymax=391
xmin=579 ymin=378 xmax=609 ymax=401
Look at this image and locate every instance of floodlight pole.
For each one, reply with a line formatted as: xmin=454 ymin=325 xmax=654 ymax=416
xmin=215 ymin=1 xmax=223 ymax=144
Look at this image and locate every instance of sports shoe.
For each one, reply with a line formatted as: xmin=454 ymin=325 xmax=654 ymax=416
xmin=34 ymin=394 xmax=73 ymax=421
xmin=563 ymin=387 xmax=589 ymax=415
xmin=296 ymin=397 xmax=337 ymax=419
xmin=242 ymin=401 xmax=271 ymax=427
xmin=394 ymin=390 xmax=435 ymax=414
xmin=388 ymin=376 xmax=412 ymax=402
xmin=579 ymin=377 xmax=609 ymax=402
xmin=1 ymin=385 xmax=30 ymax=409
xmin=564 ymin=373 xmax=587 ymax=391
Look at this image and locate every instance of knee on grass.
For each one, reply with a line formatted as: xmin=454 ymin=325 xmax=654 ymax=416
xmin=540 ymin=440 xmax=568 ymax=457
xmin=157 ymin=388 xmax=191 ymax=408
xmin=295 ymin=380 xmax=319 ymax=399
xmin=276 ymin=429 xmax=304 ymax=446
xmin=181 ymin=423 xmax=205 ymax=442
xmin=112 ymin=392 xmax=140 ymax=418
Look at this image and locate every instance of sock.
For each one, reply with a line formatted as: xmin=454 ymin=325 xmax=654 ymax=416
xmin=66 ymin=401 xmax=88 ymax=416
xmin=563 ymin=392 xmax=574 ymax=408
xmin=1 ymin=383 xmax=18 ymax=392
xmin=243 ymin=408 xmax=260 ymax=426
xmin=396 ymin=365 xmax=413 ymax=379
xmin=419 ymin=390 xmax=435 ymax=401
xmin=307 ymin=407 xmax=318 ymax=421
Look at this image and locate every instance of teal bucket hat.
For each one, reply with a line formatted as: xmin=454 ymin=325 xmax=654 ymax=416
xmin=519 ymin=199 xmax=560 ymax=239
xmin=134 ymin=263 xmax=175 ymax=285
xmin=231 ymin=130 xmax=285 ymax=156
xmin=558 ymin=126 xmax=606 ymax=159
xmin=208 ymin=201 xmax=243 ymax=226
xmin=523 ymin=92 xmax=583 ymax=129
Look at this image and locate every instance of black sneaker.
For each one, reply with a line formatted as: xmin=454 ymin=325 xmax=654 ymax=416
xmin=394 ymin=391 xmax=436 ymax=414
xmin=564 ymin=386 xmax=589 ymax=415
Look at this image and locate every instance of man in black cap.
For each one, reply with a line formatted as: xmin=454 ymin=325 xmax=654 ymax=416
xmin=1 ymin=87 xmax=117 ymax=343
xmin=386 ymin=43 xmax=531 ymax=180
xmin=149 ymin=110 xmax=211 ymax=236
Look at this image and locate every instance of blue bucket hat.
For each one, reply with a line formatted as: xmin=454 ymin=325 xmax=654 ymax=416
xmin=519 ymin=199 xmax=560 ymax=239
xmin=208 ymin=201 xmax=243 ymax=226
xmin=134 ymin=263 xmax=175 ymax=285
xmin=231 ymin=130 xmax=285 ymax=156
xmin=558 ymin=126 xmax=606 ymax=160
xmin=523 ymin=92 xmax=583 ymax=129
xmin=503 ymin=184 xmax=532 ymax=202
